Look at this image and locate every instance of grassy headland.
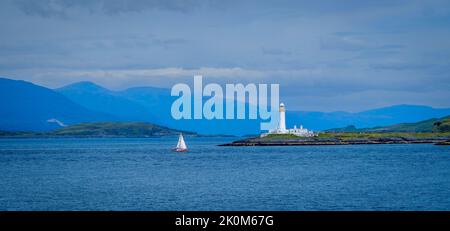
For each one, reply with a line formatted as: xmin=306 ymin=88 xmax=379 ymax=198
xmin=222 ymin=132 xmax=450 ymax=146
xmin=221 ymin=116 xmax=450 ymax=146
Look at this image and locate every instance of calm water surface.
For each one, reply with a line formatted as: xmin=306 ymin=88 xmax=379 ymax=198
xmin=0 ymin=137 xmax=449 ymax=210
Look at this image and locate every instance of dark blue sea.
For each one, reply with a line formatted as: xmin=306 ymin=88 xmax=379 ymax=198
xmin=0 ymin=137 xmax=449 ymax=211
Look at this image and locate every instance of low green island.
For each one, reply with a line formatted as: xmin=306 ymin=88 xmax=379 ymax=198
xmin=220 ymin=116 xmax=450 ymax=146
xmin=220 ymin=132 xmax=450 ymax=146
xmin=0 ymin=122 xmax=196 ymax=138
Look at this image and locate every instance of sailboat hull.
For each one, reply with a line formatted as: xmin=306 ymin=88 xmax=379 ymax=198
xmin=173 ymin=148 xmax=188 ymax=152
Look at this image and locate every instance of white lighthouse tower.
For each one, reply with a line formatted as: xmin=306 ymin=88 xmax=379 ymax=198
xmin=261 ymin=102 xmax=316 ymax=137
xmin=278 ymin=103 xmax=287 ymax=133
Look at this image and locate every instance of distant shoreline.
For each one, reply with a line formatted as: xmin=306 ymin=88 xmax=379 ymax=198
xmin=0 ymin=122 xmax=236 ymax=139
xmin=219 ymin=133 xmax=450 ymax=146
xmin=0 ymin=134 xmax=236 ymax=139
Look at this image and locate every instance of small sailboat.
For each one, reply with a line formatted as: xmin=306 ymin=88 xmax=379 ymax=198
xmin=173 ymin=133 xmax=188 ymax=152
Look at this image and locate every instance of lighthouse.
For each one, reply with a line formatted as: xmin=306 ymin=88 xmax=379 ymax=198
xmin=278 ymin=103 xmax=287 ymax=133
xmin=261 ymin=102 xmax=316 ymax=137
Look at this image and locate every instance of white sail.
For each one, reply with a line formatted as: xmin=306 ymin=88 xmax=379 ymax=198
xmin=176 ymin=133 xmax=187 ymax=150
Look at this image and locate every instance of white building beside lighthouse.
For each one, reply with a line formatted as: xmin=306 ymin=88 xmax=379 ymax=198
xmin=261 ymin=103 xmax=315 ymax=137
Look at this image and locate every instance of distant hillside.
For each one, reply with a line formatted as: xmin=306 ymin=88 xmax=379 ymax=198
xmin=433 ymin=117 xmax=450 ymax=132
xmin=324 ymin=125 xmax=361 ymax=133
xmin=50 ymin=122 xmax=194 ymax=137
xmin=287 ymin=105 xmax=450 ymax=131
xmin=0 ymin=78 xmax=113 ymax=131
xmin=57 ymin=81 xmax=450 ymax=135
xmin=326 ymin=116 xmax=450 ymax=133
xmin=0 ymin=130 xmax=38 ymax=137
xmin=56 ymin=81 xmax=259 ymax=135
xmin=0 ymin=122 xmax=195 ymax=138
xmin=2 ymin=77 xmax=450 ymax=135
xmin=56 ymin=82 xmax=165 ymax=123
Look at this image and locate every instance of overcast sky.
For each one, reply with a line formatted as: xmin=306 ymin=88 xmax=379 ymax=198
xmin=1 ymin=0 xmax=450 ymax=111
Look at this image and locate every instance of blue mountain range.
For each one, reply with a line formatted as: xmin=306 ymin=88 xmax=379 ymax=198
xmin=1 ymin=77 xmax=450 ymax=135
xmin=0 ymin=78 xmax=113 ymax=131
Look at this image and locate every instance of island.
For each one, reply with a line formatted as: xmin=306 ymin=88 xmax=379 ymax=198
xmin=220 ymin=115 xmax=450 ymax=146
xmin=219 ymin=132 xmax=450 ymax=146
xmin=0 ymin=122 xmax=196 ymax=138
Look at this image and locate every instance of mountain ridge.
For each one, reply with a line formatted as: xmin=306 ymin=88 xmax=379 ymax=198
xmin=326 ymin=115 xmax=450 ymax=133
xmin=58 ymin=81 xmax=450 ymax=135
xmin=0 ymin=77 xmax=115 ymax=131
xmin=2 ymin=77 xmax=450 ymax=135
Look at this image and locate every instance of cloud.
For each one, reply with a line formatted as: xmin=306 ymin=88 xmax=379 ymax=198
xmin=14 ymin=0 xmax=204 ymax=18
xmin=3 ymin=66 xmax=323 ymax=90
xmin=2 ymin=0 xmax=450 ymax=111
xmin=371 ymin=62 xmax=430 ymax=71
xmin=14 ymin=0 xmax=71 ymax=18
xmin=261 ymin=48 xmax=293 ymax=56
xmin=320 ymin=33 xmax=372 ymax=51
xmin=32 ymin=67 xmax=320 ymax=80
xmin=320 ymin=32 xmax=407 ymax=54
xmin=152 ymin=38 xmax=189 ymax=49
xmin=98 ymin=0 xmax=203 ymax=14
xmin=11 ymin=65 xmax=442 ymax=93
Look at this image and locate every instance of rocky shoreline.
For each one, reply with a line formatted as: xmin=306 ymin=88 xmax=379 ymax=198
xmin=435 ymin=141 xmax=450 ymax=145
xmin=219 ymin=136 xmax=450 ymax=146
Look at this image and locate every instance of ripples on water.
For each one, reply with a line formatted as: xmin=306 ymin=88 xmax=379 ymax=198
xmin=0 ymin=137 xmax=449 ymax=211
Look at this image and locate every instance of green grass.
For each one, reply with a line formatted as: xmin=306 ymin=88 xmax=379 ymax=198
xmin=0 ymin=130 xmax=41 ymax=137
xmin=326 ymin=115 xmax=450 ymax=133
xmin=50 ymin=122 xmax=191 ymax=137
xmin=262 ymin=133 xmax=311 ymax=139
xmin=261 ymin=132 xmax=450 ymax=140
xmin=317 ymin=132 xmax=450 ymax=140
xmin=434 ymin=117 xmax=450 ymax=132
